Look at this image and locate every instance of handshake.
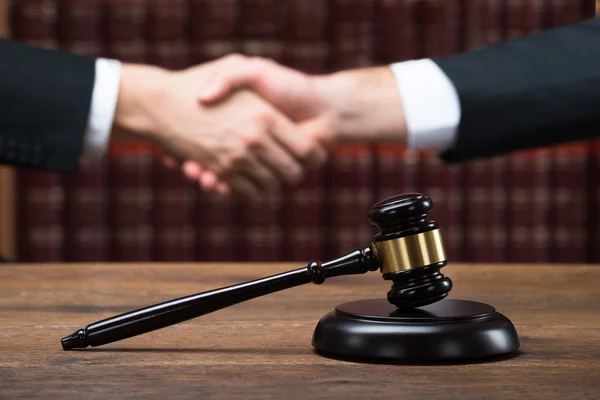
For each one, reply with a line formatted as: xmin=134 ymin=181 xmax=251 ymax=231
xmin=113 ymin=54 xmax=407 ymax=198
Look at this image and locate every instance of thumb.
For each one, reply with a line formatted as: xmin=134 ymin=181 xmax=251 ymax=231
xmin=298 ymin=117 xmax=337 ymax=150
xmin=198 ymin=62 xmax=264 ymax=103
xmin=297 ymin=118 xmax=334 ymax=167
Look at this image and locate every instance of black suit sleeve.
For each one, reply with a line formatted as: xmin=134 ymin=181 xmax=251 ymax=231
xmin=432 ymin=17 xmax=600 ymax=163
xmin=0 ymin=39 xmax=96 ymax=172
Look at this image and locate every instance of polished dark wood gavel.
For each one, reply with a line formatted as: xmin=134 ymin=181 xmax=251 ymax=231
xmin=62 ymin=193 xmax=451 ymax=350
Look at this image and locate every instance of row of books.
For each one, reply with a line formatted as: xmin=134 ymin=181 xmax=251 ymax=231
xmin=10 ymin=0 xmax=598 ymax=264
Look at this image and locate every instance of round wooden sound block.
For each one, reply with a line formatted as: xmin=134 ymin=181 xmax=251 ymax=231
xmin=312 ymin=298 xmax=519 ymax=363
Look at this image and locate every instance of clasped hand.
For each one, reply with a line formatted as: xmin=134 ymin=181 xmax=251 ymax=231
xmin=114 ymin=54 xmax=403 ymax=198
xmin=114 ymin=55 xmax=333 ymax=198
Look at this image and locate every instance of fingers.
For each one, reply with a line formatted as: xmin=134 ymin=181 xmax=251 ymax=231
xmin=252 ymin=133 xmax=304 ymax=186
xmin=268 ymin=112 xmax=328 ymax=170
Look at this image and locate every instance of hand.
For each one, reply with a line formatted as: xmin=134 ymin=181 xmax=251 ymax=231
xmin=186 ymin=55 xmax=408 ymax=191
xmin=111 ymin=60 xmax=327 ymax=198
xmin=181 ymin=55 xmax=339 ymax=191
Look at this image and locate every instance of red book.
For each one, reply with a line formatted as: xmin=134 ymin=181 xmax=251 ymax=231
xmin=147 ymin=0 xmax=190 ymax=70
xmin=461 ymin=0 xmax=507 ymax=263
xmin=504 ymin=0 xmax=550 ymax=263
xmin=281 ymin=0 xmax=328 ymax=74
xmin=104 ymin=0 xmax=148 ymax=63
xmin=279 ymin=0 xmax=329 ymax=262
xmin=414 ymin=0 xmax=464 ymax=261
xmin=56 ymin=0 xmax=109 ymax=262
xmin=107 ymin=144 xmax=157 ymax=261
xmin=545 ymin=0 xmax=586 ymax=29
xmin=147 ymin=0 xmax=195 ymax=261
xmin=326 ymin=145 xmax=378 ymax=259
xmin=462 ymin=157 xmax=508 ymax=262
xmin=549 ymin=144 xmax=588 ymax=263
xmin=326 ymin=0 xmax=376 ymax=259
xmin=104 ymin=1 xmax=154 ymax=261
xmin=506 ymin=149 xmax=552 ymax=263
xmin=588 ymin=140 xmax=600 ymax=262
xmin=239 ymin=0 xmax=284 ymax=60
xmin=281 ymin=0 xmax=328 ymax=42
xmin=371 ymin=0 xmax=419 ymax=210
xmin=329 ymin=0 xmax=375 ymax=71
xmin=233 ymin=0 xmax=288 ymax=261
xmin=374 ymin=147 xmax=419 ymax=202
xmin=418 ymin=151 xmax=464 ymax=262
xmin=373 ymin=0 xmax=418 ymax=64
xmin=544 ymin=0 xmax=589 ymax=263
xmin=189 ymin=0 xmax=241 ymax=63
xmin=189 ymin=0 xmax=240 ymax=261
xmin=463 ymin=0 xmax=504 ymax=50
xmin=504 ymin=0 xmax=545 ymax=39
xmin=11 ymin=0 xmax=65 ymax=262
xmin=417 ymin=0 xmax=461 ymax=59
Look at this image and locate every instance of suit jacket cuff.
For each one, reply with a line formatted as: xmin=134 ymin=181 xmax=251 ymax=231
xmin=389 ymin=59 xmax=461 ymax=153
xmin=82 ymin=58 xmax=122 ymax=158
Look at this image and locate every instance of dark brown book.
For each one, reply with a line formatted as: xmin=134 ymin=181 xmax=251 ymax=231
xmin=328 ymin=0 xmax=375 ymax=71
xmin=57 ymin=0 xmax=110 ymax=262
xmin=189 ymin=0 xmax=240 ymax=261
xmin=104 ymin=0 xmax=154 ymax=261
xmin=279 ymin=0 xmax=329 ymax=262
xmin=233 ymin=0 xmax=288 ymax=261
xmin=189 ymin=0 xmax=241 ymax=63
xmin=544 ymin=1 xmax=589 ymax=263
xmin=417 ymin=151 xmax=464 ymax=262
xmin=549 ymin=144 xmax=588 ymax=263
xmin=371 ymin=0 xmax=419 ymax=220
xmin=146 ymin=0 xmax=195 ymax=261
xmin=326 ymin=0 xmax=376 ymax=259
xmin=107 ymin=144 xmax=157 ymax=261
xmin=461 ymin=0 xmax=507 ymax=262
xmin=414 ymin=0 xmax=464 ymax=261
xmin=504 ymin=0 xmax=551 ymax=263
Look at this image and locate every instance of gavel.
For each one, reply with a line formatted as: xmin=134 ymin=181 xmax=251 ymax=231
xmin=61 ymin=193 xmax=451 ymax=350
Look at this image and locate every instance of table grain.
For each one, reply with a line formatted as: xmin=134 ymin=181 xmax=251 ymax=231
xmin=0 ymin=263 xmax=598 ymax=399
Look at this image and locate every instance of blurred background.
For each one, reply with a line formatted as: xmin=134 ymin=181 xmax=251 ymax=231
xmin=0 ymin=0 xmax=597 ymax=264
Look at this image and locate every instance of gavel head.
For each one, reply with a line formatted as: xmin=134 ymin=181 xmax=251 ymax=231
xmin=368 ymin=193 xmax=452 ymax=310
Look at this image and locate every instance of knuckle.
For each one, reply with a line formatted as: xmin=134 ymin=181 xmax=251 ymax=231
xmin=255 ymin=110 xmax=274 ymax=126
xmin=242 ymin=130 xmax=263 ymax=148
xmin=229 ymin=151 xmax=247 ymax=166
xmin=286 ymin=165 xmax=304 ymax=185
xmin=226 ymin=53 xmax=246 ymax=63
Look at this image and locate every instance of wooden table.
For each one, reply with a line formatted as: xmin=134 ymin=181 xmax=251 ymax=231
xmin=0 ymin=263 xmax=598 ymax=399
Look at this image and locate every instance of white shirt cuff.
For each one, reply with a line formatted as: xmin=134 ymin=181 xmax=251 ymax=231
xmin=390 ymin=59 xmax=461 ymax=153
xmin=82 ymin=58 xmax=122 ymax=158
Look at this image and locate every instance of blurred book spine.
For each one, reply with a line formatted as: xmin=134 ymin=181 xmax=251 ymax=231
xmin=461 ymin=0 xmax=507 ymax=263
xmin=105 ymin=0 xmax=154 ymax=261
xmin=326 ymin=0 xmax=377 ymax=260
xmin=280 ymin=0 xmax=329 ymax=262
xmin=147 ymin=0 xmax=195 ymax=261
xmin=12 ymin=0 xmax=66 ymax=262
xmin=190 ymin=0 xmax=239 ymax=261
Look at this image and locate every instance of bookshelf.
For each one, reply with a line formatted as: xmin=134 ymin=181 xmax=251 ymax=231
xmin=0 ymin=0 xmax=14 ymax=260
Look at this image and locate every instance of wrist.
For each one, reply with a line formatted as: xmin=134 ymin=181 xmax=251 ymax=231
xmin=314 ymin=67 xmax=408 ymax=144
xmin=112 ymin=63 xmax=172 ymax=142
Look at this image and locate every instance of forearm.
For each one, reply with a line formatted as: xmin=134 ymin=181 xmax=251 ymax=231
xmin=314 ymin=67 xmax=409 ymax=144
xmin=435 ymin=17 xmax=600 ymax=162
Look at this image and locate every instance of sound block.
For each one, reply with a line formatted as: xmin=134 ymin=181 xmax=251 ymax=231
xmin=312 ymin=298 xmax=519 ymax=363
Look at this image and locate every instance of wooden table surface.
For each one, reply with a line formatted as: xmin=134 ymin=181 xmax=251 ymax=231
xmin=0 ymin=263 xmax=598 ymax=399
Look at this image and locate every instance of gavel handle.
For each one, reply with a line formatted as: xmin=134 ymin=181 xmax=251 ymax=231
xmin=61 ymin=247 xmax=379 ymax=350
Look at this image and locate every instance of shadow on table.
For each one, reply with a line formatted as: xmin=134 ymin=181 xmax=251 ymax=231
xmin=73 ymin=347 xmax=311 ymax=356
